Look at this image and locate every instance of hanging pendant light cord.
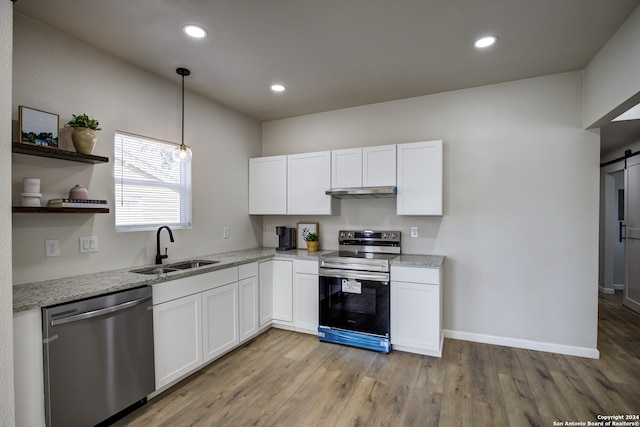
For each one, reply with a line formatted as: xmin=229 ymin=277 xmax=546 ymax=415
xmin=181 ymin=71 xmax=185 ymax=147
xmin=176 ymin=67 xmax=191 ymax=150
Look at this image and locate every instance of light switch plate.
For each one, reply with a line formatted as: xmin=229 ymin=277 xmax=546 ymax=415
xmin=80 ymin=236 xmax=98 ymax=253
xmin=410 ymin=227 xmax=419 ymax=238
xmin=223 ymin=227 xmax=230 ymax=239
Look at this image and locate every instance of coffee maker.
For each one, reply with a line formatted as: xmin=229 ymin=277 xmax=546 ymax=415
xmin=275 ymin=226 xmax=296 ymax=251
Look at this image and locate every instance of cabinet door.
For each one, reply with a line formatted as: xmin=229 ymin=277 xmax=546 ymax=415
xmin=202 ymin=283 xmax=239 ymax=362
xmin=153 ymin=293 xmax=202 ymax=389
xmin=331 ymin=148 xmax=362 ymax=188
xmin=397 ymin=140 xmax=443 ymax=215
xmin=294 ymin=273 xmax=319 ymax=333
xmin=363 ymin=144 xmax=396 ymax=187
xmin=239 ymin=275 xmax=259 ymax=342
xmin=249 ymin=155 xmax=287 ymax=214
xmin=391 ymin=281 xmax=440 ymax=353
xmin=272 ymin=260 xmax=293 ymax=322
xmin=287 ymin=151 xmax=333 ymax=215
xmin=259 ymin=261 xmax=274 ymax=326
xmin=14 ymin=309 xmax=46 ymax=427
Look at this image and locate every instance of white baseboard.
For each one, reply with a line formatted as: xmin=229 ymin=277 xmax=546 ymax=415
xmin=443 ymin=329 xmax=600 ymax=359
xmin=599 ymin=285 xmax=615 ymax=294
xmin=613 ymin=283 xmax=624 ymax=291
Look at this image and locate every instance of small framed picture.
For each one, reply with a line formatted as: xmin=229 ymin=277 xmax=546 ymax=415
xmin=297 ymin=222 xmax=319 ymax=249
xmin=19 ymin=105 xmax=59 ymax=148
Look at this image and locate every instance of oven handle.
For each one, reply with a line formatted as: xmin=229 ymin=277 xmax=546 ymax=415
xmin=320 ymin=261 xmax=388 ymax=272
xmin=319 ymin=268 xmax=389 ymax=282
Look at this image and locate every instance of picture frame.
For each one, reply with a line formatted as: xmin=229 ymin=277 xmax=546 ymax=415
xmin=19 ymin=105 xmax=59 ymax=148
xmin=296 ymin=222 xmax=319 ymax=249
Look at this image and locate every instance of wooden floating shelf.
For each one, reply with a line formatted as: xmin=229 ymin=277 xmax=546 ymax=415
xmin=12 ymin=206 xmax=110 ymax=214
xmin=12 ymin=142 xmax=109 ymax=164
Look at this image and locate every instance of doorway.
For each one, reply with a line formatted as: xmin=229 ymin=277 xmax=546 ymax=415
xmin=600 ymin=167 xmax=625 ymax=294
xmin=601 ymin=153 xmax=640 ymax=314
xmin=623 ymin=155 xmax=640 ymax=313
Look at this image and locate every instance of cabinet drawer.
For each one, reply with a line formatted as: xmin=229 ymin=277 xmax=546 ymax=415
xmin=294 ymin=259 xmax=318 ymax=275
xmin=390 ymin=266 xmax=440 ymax=285
xmin=239 ymin=262 xmax=259 ymax=280
xmin=153 ymin=267 xmax=239 ymax=305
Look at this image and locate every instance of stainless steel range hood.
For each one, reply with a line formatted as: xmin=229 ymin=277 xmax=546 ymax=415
xmin=325 ymin=186 xmax=397 ymax=199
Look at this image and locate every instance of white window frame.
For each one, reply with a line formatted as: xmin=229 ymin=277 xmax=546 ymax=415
xmin=114 ymin=131 xmax=192 ymax=232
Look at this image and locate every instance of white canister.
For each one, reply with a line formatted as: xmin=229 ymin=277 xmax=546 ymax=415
xmin=21 ymin=195 xmax=42 ymax=207
xmin=23 ymin=177 xmax=41 ymax=194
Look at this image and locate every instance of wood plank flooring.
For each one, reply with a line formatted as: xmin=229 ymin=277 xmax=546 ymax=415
xmin=114 ymin=292 xmax=640 ymax=426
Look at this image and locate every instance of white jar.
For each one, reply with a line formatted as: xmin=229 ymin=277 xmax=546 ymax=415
xmin=23 ymin=177 xmax=41 ymax=194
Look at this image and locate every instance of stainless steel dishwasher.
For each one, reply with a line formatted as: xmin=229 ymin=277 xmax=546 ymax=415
xmin=42 ymin=286 xmax=155 ymax=427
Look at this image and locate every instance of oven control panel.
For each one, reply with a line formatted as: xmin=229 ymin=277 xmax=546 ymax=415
xmin=339 ymin=230 xmax=400 ymax=242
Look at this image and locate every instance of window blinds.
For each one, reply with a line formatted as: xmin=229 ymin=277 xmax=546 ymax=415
xmin=114 ymin=131 xmax=191 ymax=231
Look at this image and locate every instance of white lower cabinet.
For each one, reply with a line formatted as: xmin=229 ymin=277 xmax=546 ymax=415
xmin=152 ymin=267 xmax=239 ymax=390
xmin=13 ymin=309 xmax=46 ymax=427
xmin=153 ymin=293 xmax=203 ymax=388
xmin=390 ymin=265 xmax=443 ymax=357
xmin=202 ymin=283 xmax=239 ymax=362
xmin=259 ymin=261 xmax=274 ymax=326
xmin=239 ymin=262 xmax=259 ymax=342
xmin=294 ymin=259 xmax=319 ymax=334
xmin=272 ymin=259 xmax=294 ymax=323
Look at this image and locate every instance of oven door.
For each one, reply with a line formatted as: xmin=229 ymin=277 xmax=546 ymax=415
xmin=319 ymin=268 xmax=390 ymax=337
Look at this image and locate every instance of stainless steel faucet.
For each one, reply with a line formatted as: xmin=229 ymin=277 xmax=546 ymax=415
xmin=156 ymin=225 xmax=175 ymax=264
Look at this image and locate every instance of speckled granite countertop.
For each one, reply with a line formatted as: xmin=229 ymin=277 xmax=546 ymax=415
xmin=13 ymin=248 xmax=442 ymax=312
xmin=391 ymin=254 xmax=444 ymax=268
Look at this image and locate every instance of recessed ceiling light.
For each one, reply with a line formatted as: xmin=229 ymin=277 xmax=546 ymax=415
xmin=271 ymin=84 xmax=286 ymax=92
xmin=475 ymin=35 xmax=497 ymax=48
xmin=183 ymin=24 xmax=208 ymax=39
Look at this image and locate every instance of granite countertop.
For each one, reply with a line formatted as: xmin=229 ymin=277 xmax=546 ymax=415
xmin=391 ymin=254 xmax=444 ymax=268
xmin=13 ymin=248 xmax=442 ymax=312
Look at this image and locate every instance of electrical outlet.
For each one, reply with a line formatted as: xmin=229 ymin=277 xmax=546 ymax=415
xmin=223 ymin=227 xmax=230 ymax=239
xmin=80 ymin=236 xmax=98 ymax=253
xmin=410 ymin=226 xmax=419 ymax=238
xmin=45 ymin=239 xmax=60 ymax=257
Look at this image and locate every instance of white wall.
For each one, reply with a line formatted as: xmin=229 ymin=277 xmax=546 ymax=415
xmin=12 ymin=15 xmax=263 ymax=284
xmin=0 ymin=2 xmax=15 ymax=426
xmin=584 ymin=4 xmax=640 ymax=128
xmin=263 ymin=72 xmax=601 ymax=355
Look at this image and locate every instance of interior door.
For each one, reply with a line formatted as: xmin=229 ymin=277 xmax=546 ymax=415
xmin=624 ymin=156 xmax=640 ymax=313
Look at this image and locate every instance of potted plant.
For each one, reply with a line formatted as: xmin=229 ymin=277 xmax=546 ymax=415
xmin=67 ymin=113 xmax=101 ymax=154
xmin=304 ymin=232 xmax=319 ymax=252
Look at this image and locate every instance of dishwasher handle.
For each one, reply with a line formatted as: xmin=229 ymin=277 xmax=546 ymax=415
xmin=50 ymin=295 xmax=152 ymax=327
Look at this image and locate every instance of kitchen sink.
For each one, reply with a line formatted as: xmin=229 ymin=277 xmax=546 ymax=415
xmin=131 ymin=267 xmax=181 ymax=275
xmin=168 ymin=260 xmax=220 ymax=270
xmin=131 ymin=259 xmax=219 ymax=275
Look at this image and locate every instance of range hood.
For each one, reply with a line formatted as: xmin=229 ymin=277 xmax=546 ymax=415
xmin=325 ymin=186 xmax=397 ymax=199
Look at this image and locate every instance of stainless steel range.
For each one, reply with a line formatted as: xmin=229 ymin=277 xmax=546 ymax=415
xmin=318 ymin=230 xmax=400 ymax=353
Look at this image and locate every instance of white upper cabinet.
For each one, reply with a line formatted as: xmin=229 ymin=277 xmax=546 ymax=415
xmin=396 ymin=140 xmax=443 ymax=216
xmin=362 ymin=144 xmax=396 ymax=187
xmin=331 ymin=148 xmax=362 ymax=188
xmin=249 ymin=155 xmax=287 ymax=215
xmin=331 ymin=145 xmax=396 ymax=189
xmin=287 ymin=151 xmax=333 ymax=215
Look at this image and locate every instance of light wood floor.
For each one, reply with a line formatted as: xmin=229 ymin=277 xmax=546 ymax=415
xmin=115 ymin=292 xmax=640 ymax=426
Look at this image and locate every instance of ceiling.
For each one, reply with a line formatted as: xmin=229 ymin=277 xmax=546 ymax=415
xmin=12 ymin=0 xmax=640 ymax=151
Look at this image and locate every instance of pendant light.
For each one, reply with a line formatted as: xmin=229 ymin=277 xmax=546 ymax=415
xmin=173 ymin=67 xmax=193 ymax=162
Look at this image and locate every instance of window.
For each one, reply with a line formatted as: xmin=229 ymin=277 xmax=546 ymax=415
xmin=114 ymin=131 xmax=191 ymax=232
